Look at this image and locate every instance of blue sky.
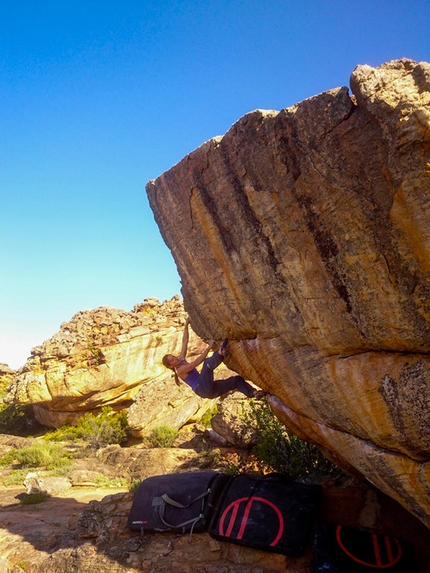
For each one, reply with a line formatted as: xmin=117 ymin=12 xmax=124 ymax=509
xmin=1 ymin=0 xmax=429 ymax=368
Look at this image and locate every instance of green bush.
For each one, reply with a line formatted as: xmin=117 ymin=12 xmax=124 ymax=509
xmin=148 ymin=425 xmax=178 ymax=448
xmin=43 ymin=424 xmax=81 ymax=442
xmin=93 ymin=474 xmax=128 ymax=488
xmin=2 ymin=469 xmax=29 ymax=486
xmin=0 ymin=441 xmax=71 ymax=470
xmin=44 ymin=407 xmax=128 ymax=450
xmin=0 ymin=403 xmax=41 ymax=436
xmin=244 ymin=399 xmax=343 ymax=481
xmin=76 ymin=408 xmax=127 ymax=450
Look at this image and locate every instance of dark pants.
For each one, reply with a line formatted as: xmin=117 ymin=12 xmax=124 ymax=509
xmin=194 ymin=351 xmax=256 ymax=399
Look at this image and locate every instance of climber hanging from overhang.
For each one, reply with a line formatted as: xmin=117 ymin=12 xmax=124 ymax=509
xmin=162 ymin=317 xmax=266 ymax=400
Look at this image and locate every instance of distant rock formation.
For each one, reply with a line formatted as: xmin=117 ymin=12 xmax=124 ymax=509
xmin=0 ymin=363 xmax=15 ymax=394
xmin=5 ymin=297 xmax=220 ymax=433
xmin=146 ymin=59 xmax=430 ymax=527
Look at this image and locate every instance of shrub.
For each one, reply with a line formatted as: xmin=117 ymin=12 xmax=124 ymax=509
xmin=76 ymin=407 xmax=127 ymax=450
xmin=148 ymin=425 xmax=178 ymax=448
xmin=0 ymin=403 xmax=42 ymax=436
xmin=2 ymin=469 xmax=29 ymax=486
xmin=43 ymin=425 xmax=81 ymax=442
xmin=0 ymin=441 xmax=71 ymax=470
xmin=0 ymin=450 xmax=17 ymax=467
xmin=244 ymin=399 xmax=343 ymax=481
xmin=44 ymin=407 xmax=128 ymax=450
xmin=93 ymin=474 xmax=128 ymax=488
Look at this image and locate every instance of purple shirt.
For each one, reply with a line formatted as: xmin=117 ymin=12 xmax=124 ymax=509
xmin=183 ymin=367 xmax=200 ymax=392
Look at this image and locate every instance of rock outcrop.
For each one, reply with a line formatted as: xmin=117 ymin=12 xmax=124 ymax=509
xmin=0 ymin=363 xmax=15 ymax=394
xmin=5 ymin=297 xmax=218 ymax=433
xmin=210 ymin=394 xmax=259 ymax=448
xmin=146 ymin=59 xmax=430 ymax=527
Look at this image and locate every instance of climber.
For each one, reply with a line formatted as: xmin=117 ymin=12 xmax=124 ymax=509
xmin=162 ymin=317 xmax=266 ymax=400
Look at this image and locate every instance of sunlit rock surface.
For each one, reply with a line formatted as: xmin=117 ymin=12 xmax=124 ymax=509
xmin=0 ymin=363 xmax=15 ymax=393
xmin=146 ymin=59 xmax=430 ymax=526
xmin=5 ymin=297 xmax=216 ymax=432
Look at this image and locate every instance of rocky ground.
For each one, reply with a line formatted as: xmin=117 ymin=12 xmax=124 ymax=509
xmin=0 ymin=428 xmax=430 ymax=573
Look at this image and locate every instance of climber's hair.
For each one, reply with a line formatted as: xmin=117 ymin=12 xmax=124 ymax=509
xmin=162 ymin=354 xmax=181 ymax=387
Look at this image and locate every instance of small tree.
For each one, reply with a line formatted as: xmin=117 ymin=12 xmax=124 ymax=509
xmin=244 ymin=399 xmax=343 ymax=481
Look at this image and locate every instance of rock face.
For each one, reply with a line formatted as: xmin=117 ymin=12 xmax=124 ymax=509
xmin=0 ymin=363 xmax=15 ymax=394
xmin=146 ymin=59 xmax=430 ymax=527
xmin=5 ymin=297 xmax=217 ymax=433
xmin=210 ymin=394 xmax=259 ymax=448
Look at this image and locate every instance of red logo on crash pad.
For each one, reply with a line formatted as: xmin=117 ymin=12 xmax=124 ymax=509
xmin=336 ymin=525 xmax=402 ymax=568
xmin=218 ymin=496 xmax=284 ymax=547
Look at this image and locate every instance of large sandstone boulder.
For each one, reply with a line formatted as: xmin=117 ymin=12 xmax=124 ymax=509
xmin=5 ymin=297 xmax=216 ymax=431
xmin=146 ymin=59 xmax=430 ymax=527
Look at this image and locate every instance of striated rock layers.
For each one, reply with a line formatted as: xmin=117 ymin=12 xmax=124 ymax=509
xmin=146 ymin=59 xmax=430 ymax=526
xmin=5 ymin=297 xmax=217 ymax=434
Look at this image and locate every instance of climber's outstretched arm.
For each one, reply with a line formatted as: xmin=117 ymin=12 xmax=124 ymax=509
xmin=178 ymin=317 xmax=190 ymax=360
